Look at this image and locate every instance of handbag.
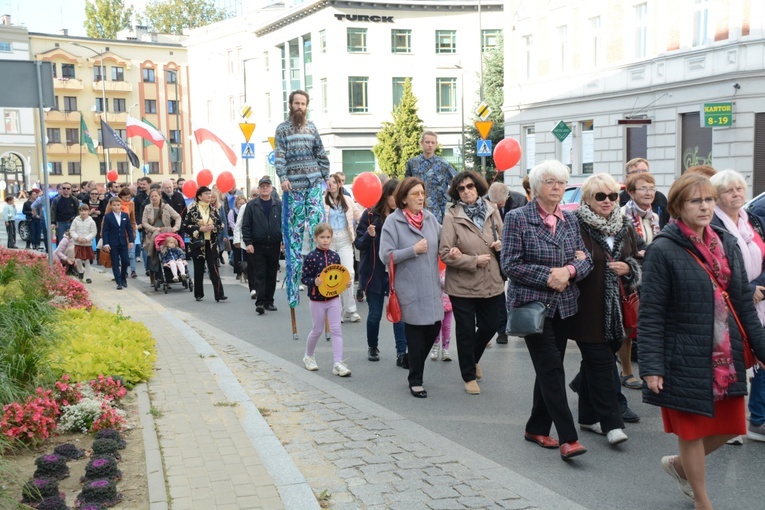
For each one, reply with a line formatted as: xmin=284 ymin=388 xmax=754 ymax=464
xmin=604 ymin=251 xmax=640 ymax=330
xmin=386 ymin=253 xmax=402 ymax=323
xmin=98 ymin=249 xmax=112 ymax=268
xmin=685 ymin=248 xmax=759 ymax=369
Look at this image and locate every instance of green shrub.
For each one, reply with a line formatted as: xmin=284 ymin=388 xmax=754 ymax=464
xmin=49 ymin=308 xmax=156 ymax=387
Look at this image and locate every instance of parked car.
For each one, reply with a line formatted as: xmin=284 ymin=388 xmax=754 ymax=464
xmin=561 ymin=184 xmax=582 ymax=211
xmin=15 ymin=210 xmax=29 ymax=242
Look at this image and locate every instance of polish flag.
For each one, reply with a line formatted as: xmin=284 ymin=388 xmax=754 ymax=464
xmin=194 ymin=127 xmax=237 ymax=166
xmin=126 ymin=116 xmax=165 ymax=149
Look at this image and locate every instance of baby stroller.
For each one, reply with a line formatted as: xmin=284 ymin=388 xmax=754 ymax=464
xmin=152 ymin=232 xmax=193 ymax=294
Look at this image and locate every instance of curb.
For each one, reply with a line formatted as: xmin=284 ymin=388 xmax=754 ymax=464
xmin=135 ymin=382 xmax=168 ymax=510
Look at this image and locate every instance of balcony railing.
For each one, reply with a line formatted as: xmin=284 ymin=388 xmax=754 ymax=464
xmin=92 ymin=80 xmax=133 ymax=93
xmin=53 ymin=78 xmax=84 ymax=90
xmin=44 ymin=110 xmax=80 ymax=123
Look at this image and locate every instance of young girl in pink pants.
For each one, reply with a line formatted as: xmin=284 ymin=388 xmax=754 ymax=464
xmin=301 ymin=223 xmax=352 ymax=377
xmin=430 ymin=266 xmax=453 ymax=361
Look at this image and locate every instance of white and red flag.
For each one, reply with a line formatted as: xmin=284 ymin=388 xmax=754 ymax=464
xmin=193 ymin=127 xmax=237 ymax=166
xmin=126 ymin=115 xmax=165 ymax=149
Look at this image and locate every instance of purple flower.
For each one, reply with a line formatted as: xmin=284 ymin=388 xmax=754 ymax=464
xmin=44 ymin=454 xmax=60 ymax=462
xmin=34 ymin=478 xmax=51 ymax=487
xmin=89 ymin=480 xmax=109 ymax=488
xmin=92 ymin=458 xmax=108 ymax=467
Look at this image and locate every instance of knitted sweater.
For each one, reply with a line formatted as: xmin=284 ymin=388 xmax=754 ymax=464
xmin=274 ymin=120 xmax=330 ymax=190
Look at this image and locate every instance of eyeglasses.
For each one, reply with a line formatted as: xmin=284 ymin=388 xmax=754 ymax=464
xmin=594 ymin=192 xmax=619 ymax=202
xmin=627 ymin=168 xmax=649 ymax=175
xmin=90 ymin=192 xmax=99 ymax=195
xmin=456 ymin=182 xmax=476 ymax=193
xmin=635 ymin=187 xmax=656 ymax=193
xmin=686 ymin=197 xmax=715 ymax=206
xmin=542 ymin=179 xmax=567 ymax=188
xmin=61 ymin=187 xmax=71 ymax=191
xmin=407 ymin=190 xmax=426 ymax=197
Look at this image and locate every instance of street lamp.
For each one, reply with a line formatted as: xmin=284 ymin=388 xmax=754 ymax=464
xmin=73 ymin=42 xmax=109 ymax=174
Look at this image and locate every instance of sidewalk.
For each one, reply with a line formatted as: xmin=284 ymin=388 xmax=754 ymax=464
xmin=86 ymin=268 xmax=587 ymax=510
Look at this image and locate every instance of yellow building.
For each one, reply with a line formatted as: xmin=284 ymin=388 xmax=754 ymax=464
xmin=29 ymin=29 xmax=191 ymax=187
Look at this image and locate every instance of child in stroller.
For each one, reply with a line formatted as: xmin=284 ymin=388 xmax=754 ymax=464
xmin=160 ymin=235 xmax=187 ymax=282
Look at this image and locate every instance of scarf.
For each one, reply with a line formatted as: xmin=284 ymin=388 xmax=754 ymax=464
xmin=575 ymin=206 xmax=629 ymax=345
xmin=197 ymin=201 xmax=212 ymax=241
xmin=624 ymin=199 xmax=660 ymax=240
xmin=676 ymin=219 xmax=737 ymax=400
xmin=403 ymin=208 xmax=423 ymax=230
xmin=460 ymin=196 xmax=487 ymax=231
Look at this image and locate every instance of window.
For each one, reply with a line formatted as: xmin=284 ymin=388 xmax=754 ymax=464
xmin=116 ymin=129 xmax=126 ymax=140
xmin=95 ymin=98 xmax=108 ymax=113
xmin=171 ymin=162 xmax=181 ymax=174
xmin=46 ymin=128 xmax=61 ymax=144
xmin=61 ymin=64 xmax=75 ymax=79
xmin=229 ymin=96 xmax=236 ymax=121
xmin=560 ymin=122 xmax=573 ymax=170
xmin=148 ymin=162 xmax=160 ymax=174
xmin=347 ymin=28 xmax=367 ymax=53
xmin=166 ymin=70 xmax=177 ymax=83
xmin=144 ymin=100 xmax=157 ymax=114
xmin=51 ymin=96 xmax=59 ymax=111
xmin=693 ymin=0 xmax=713 ymax=47
xmin=436 ymin=78 xmax=457 ymax=113
xmin=342 ymin=150 xmax=376 ymax=179
xmin=63 ymin=96 xmax=77 ymax=112
xmin=93 ymin=66 xmax=105 ymax=82
xmin=168 ymin=100 xmax=179 ymax=114
xmin=117 ymin=162 xmax=129 ymax=175
xmin=681 ymin=112 xmax=713 ymax=172
xmin=65 ymin=128 xmax=79 ymax=145
xmin=436 ymin=30 xmax=457 ymax=54
xmin=265 ymin=91 xmax=272 ymax=122
xmin=581 ymin=121 xmax=594 ymax=174
xmin=0 ymin=41 xmax=11 ymax=52
xmin=169 ymin=130 xmax=180 ymax=144
xmin=111 ymin=66 xmax=124 ymax=81
xmin=348 ymin=76 xmax=368 ymax=113
xmin=590 ymin=17 xmax=601 ymax=67
xmin=392 ymin=77 xmax=410 ymax=108
xmin=482 ymin=29 xmax=502 ymax=52
xmin=523 ymin=35 xmax=533 ymax=80
xmin=112 ymin=98 xmax=125 ymax=112
xmin=4 ymin=110 xmax=20 ymax=133
xmin=142 ymin=68 xmax=155 ymax=83
xmin=227 ymin=50 xmax=234 ymax=74
xmin=319 ymin=30 xmax=327 ymax=53
xmin=626 ymin=125 xmax=648 ymax=162
xmin=320 ymin=80 xmax=327 ymax=113
xmin=99 ymin=162 xmax=106 ymax=175
xmin=524 ymin=127 xmax=536 ymax=173
xmin=558 ymin=25 xmax=568 ymax=73
xmin=51 ymin=63 xmax=57 ymax=78
xmin=50 ymin=162 xmax=62 ymax=175
xmin=391 ymin=29 xmax=412 ymax=53
xmin=67 ymin=162 xmax=81 ymax=175
xmin=263 ymin=51 xmax=269 ymax=71
xmin=635 ymin=3 xmax=648 ymax=58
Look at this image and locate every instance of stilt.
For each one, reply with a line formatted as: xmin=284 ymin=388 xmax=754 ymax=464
xmin=290 ymin=307 xmax=299 ymax=341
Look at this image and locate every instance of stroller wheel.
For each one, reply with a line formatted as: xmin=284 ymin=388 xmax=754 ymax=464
xmin=164 ymin=284 xmax=168 ymax=294
xmin=188 ymin=280 xmax=194 ymax=292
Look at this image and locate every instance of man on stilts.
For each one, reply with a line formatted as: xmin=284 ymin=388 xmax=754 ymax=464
xmin=275 ymin=90 xmax=330 ymax=327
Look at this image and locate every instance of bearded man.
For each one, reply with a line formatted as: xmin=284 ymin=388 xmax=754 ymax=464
xmin=274 ymin=89 xmax=330 ymax=308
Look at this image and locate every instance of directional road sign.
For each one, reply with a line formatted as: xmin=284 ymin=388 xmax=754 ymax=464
xmin=239 ymin=104 xmax=253 ymax=119
xmin=241 ymin=143 xmax=255 ymax=159
xmin=476 ymin=139 xmax=493 ymax=157
xmin=551 ymin=121 xmax=572 ymax=142
xmin=267 ymin=151 xmax=276 ymax=166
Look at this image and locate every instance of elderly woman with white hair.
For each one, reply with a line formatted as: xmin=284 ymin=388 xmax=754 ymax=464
xmin=710 ymin=169 xmax=765 ymax=444
xmin=501 ymin=160 xmax=593 ymax=460
xmin=568 ymin=173 xmax=642 ymax=446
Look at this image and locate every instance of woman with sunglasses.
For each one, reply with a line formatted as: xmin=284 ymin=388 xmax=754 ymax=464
xmin=438 ymin=171 xmax=504 ymax=395
xmin=569 ymin=173 xmax=642 ymax=446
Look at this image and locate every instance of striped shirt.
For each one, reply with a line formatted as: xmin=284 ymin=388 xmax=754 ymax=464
xmin=274 ymin=120 xmax=330 ymax=190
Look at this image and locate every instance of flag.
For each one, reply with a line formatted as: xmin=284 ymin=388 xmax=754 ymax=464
xmin=142 ymin=117 xmax=179 ymax=162
xmin=194 ymin=127 xmax=237 ymax=166
xmin=80 ymin=114 xmax=97 ymax=155
xmin=126 ymin=115 xmax=165 ymax=148
xmin=100 ymin=119 xmax=140 ymax=169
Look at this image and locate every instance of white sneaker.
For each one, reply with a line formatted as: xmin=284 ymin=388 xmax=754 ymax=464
xmin=580 ymin=422 xmax=605 ymax=435
xmin=250 ymin=290 xmax=257 ymax=299
xmin=332 ymin=361 xmax=351 ymax=377
xmin=747 ymin=422 xmax=765 ymax=442
xmin=441 ymin=349 xmax=452 ymax=361
xmin=344 ymin=312 xmax=361 ymax=323
xmin=660 ymin=455 xmax=694 ymax=502
xmin=430 ymin=345 xmax=440 ymax=360
xmin=606 ymin=428 xmax=628 ymax=445
xmin=727 ymin=435 xmax=744 ymax=445
xmin=303 ymin=355 xmax=318 ymax=371
xmin=299 ymin=285 xmax=305 ymax=291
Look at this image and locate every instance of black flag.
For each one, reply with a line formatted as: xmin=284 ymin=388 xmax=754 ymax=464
xmin=100 ymin=119 xmax=140 ymax=168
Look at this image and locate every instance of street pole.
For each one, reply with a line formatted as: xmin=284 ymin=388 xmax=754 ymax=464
xmin=477 ymin=0 xmax=486 ymax=177
xmin=172 ymin=70 xmax=181 ymax=176
xmin=36 ymin=61 xmax=53 ymax=265
xmin=74 ymin=43 xmax=109 ymax=176
xmin=242 ymin=58 xmax=255 ymax=197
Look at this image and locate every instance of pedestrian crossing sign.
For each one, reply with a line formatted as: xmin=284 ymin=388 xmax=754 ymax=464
xmin=476 ymin=139 xmax=492 ymax=157
xmin=241 ymin=143 xmax=255 ymax=159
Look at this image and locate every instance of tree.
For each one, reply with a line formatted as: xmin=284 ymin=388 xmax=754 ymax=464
xmin=84 ymin=0 xmax=133 ymax=39
xmin=372 ymin=78 xmax=424 ymax=179
xmin=464 ymin=39 xmax=505 ymax=180
xmin=140 ymin=0 xmax=230 ymax=36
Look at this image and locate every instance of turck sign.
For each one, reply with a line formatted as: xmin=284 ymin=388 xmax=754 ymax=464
xmin=334 ymin=14 xmax=394 ymax=22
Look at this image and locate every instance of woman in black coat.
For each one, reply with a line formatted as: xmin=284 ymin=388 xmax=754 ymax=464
xmin=183 ymin=186 xmax=227 ymax=303
xmin=639 ymin=173 xmax=765 ymax=509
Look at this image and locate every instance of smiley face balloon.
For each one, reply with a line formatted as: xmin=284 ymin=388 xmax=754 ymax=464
xmin=318 ymin=264 xmax=351 ymax=298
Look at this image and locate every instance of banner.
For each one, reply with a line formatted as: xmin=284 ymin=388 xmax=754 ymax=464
xmin=80 ymin=114 xmax=97 ymax=155
xmin=126 ymin=115 xmax=165 ymax=148
xmin=194 ymin=127 xmax=237 ymax=166
xmin=100 ymin=119 xmax=140 ymax=168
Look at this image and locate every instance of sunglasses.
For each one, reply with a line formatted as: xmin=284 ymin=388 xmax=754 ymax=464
xmin=456 ymin=182 xmax=476 ymax=193
xmin=61 ymin=187 xmax=71 ymax=191
xmin=594 ymin=192 xmax=619 ymax=202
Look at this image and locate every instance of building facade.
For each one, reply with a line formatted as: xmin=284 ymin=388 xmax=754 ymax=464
xmin=186 ymin=0 xmax=504 ymax=190
xmin=29 ymin=29 xmax=191 ymax=187
xmin=502 ymin=0 xmax=765 ymax=196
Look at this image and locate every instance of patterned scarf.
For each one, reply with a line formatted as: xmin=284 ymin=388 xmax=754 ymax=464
xmin=459 ymin=196 xmax=487 ymax=231
xmin=676 ymin=219 xmax=737 ymax=400
xmin=576 ymin=202 xmax=624 ymax=237
xmin=402 ymin=208 xmax=423 ymax=230
xmin=624 ymin=199 xmax=660 ymax=239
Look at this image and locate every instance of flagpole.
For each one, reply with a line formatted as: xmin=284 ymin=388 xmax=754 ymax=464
xmin=79 ymin=113 xmax=83 ymax=188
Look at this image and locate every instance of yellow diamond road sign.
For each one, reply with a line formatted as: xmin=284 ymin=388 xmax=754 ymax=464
xmin=239 ymin=104 xmax=253 ymax=119
xmin=475 ymin=101 xmax=492 ymax=120
xmin=239 ymin=123 xmax=255 ymax=142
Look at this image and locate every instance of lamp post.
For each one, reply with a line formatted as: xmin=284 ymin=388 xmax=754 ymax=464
xmin=73 ymin=42 xmax=109 ymax=176
xmin=167 ymin=70 xmax=181 ymax=175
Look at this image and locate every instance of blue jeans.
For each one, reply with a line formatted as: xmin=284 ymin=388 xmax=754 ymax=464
xmin=365 ymin=291 xmax=407 ymax=356
xmin=56 ymin=221 xmax=72 ymax=246
xmin=750 ymin=366 xmax=765 ymax=426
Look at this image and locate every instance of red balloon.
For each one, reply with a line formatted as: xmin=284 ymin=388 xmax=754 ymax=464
xmin=197 ymin=169 xmax=213 ymax=187
xmin=106 ymin=170 xmax=118 ymax=182
xmin=493 ymin=138 xmax=522 ymax=171
xmin=216 ymin=171 xmax=236 ymax=194
xmin=352 ymin=172 xmax=383 ymax=209
xmin=438 ymin=256 xmax=446 ymax=273
xmin=182 ymin=180 xmax=198 ymax=199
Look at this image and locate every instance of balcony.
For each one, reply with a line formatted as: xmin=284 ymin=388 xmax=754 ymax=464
xmin=92 ymin=80 xmax=133 ymax=93
xmin=92 ymin=111 xmax=127 ymax=124
xmin=53 ymin=78 xmax=84 ymax=91
xmin=44 ymin=110 xmax=79 ymax=123
xmin=46 ymin=143 xmax=76 ymax=155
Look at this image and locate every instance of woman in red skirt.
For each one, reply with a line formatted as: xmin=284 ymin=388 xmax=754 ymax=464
xmin=639 ymin=172 xmax=765 ymax=510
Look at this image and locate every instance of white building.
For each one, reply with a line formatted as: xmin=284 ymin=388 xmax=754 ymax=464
xmin=186 ymin=0 xmax=504 ymax=192
xmin=502 ymin=0 xmax=765 ymax=196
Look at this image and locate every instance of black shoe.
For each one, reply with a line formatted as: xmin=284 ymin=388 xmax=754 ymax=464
xmin=496 ymin=333 xmax=508 ymax=344
xmin=131 ymin=271 xmax=138 ymax=279
xmin=196 ymin=297 xmax=203 ymax=302
xmin=569 ymin=380 xmax=578 ymax=394
xmin=368 ymin=347 xmax=380 ymax=362
xmin=396 ymin=353 xmax=409 ymax=369
xmin=216 ymin=296 xmax=228 ymax=302
xmin=122 ymin=279 xmax=128 ymax=288
xmin=265 ymin=304 xmax=277 ymax=311
xmin=620 ymin=401 xmax=640 ymax=423
xmin=116 ymin=284 xmax=123 ymax=290
xmin=256 ymin=306 xmax=265 ymax=315
xmin=409 ymin=387 xmax=427 ymax=398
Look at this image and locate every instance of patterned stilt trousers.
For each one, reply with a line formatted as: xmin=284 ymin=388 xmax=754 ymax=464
xmin=282 ymin=186 xmax=324 ymax=308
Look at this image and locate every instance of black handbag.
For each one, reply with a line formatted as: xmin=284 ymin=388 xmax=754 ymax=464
xmin=505 ymin=245 xmax=563 ymax=337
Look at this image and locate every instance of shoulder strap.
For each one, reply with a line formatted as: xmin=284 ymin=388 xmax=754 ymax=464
xmin=388 ymin=253 xmax=396 ymax=292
